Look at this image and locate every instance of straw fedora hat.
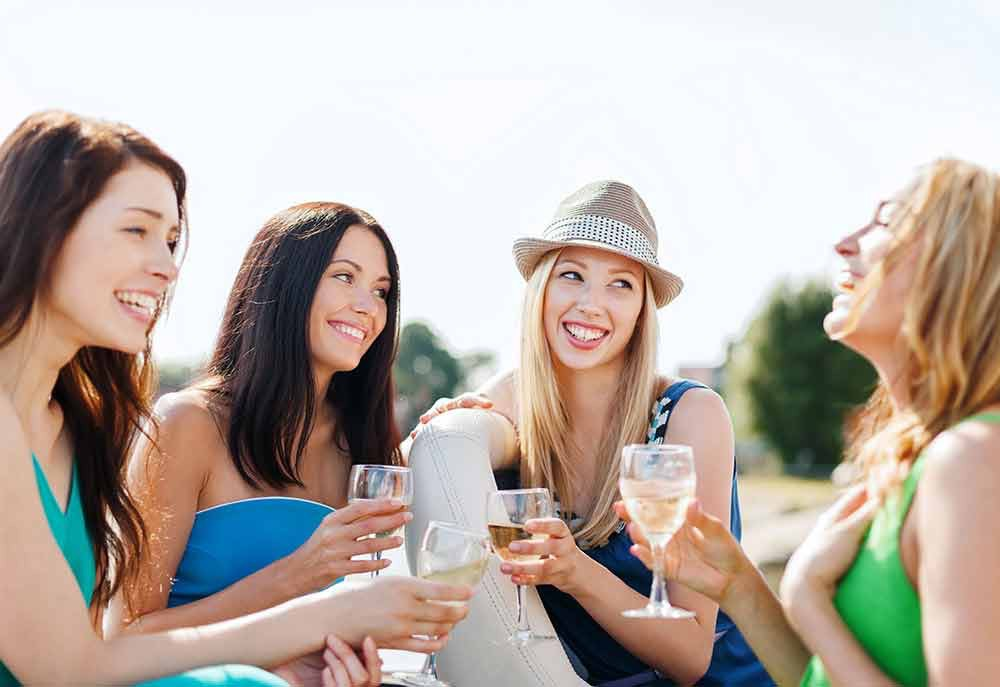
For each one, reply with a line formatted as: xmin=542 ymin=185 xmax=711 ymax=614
xmin=512 ymin=180 xmax=683 ymax=308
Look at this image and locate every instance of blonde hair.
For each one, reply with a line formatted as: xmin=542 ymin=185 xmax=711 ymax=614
xmin=517 ymin=250 xmax=660 ymax=548
xmin=843 ymin=158 xmax=1000 ymax=484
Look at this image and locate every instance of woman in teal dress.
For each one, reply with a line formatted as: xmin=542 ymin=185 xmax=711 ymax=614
xmin=109 ymin=201 xmax=414 ymax=637
xmin=619 ymin=158 xmax=1000 ymax=686
xmin=0 ymin=111 xmax=471 ymax=686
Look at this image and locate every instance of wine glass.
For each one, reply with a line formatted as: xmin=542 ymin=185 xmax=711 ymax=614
xmin=619 ymin=443 xmax=697 ymax=619
xmin=486 ymin=488 xmax=554 ymax=645
xmin=347 ymin=464 xmax=413 ymax=577
xmin=393 ymin=520 xmax=490 ymax=687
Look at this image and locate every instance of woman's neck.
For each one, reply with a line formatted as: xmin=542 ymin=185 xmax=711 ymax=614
xmin=556 ymin=358 xmax=623 ymax=434
xmin=0 ymin=316 xmax=77 ymax=433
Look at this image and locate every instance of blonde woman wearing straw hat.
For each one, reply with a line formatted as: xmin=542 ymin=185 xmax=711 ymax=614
xmin=410 ymin=181 xmax=771 ymax=686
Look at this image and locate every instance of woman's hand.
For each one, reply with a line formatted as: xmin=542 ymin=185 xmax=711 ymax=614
xmin=614 ymin=499 xmax=752 ymax=607
xmin=497 ymin=517 xmax=587 ymax=594
xmin=322 ymin=576 xmax=472 ymax=652
xmin=780 ymin=485 xmax=878 ymax=622
xmin=409 ymin=393 xmax=493 ymax=438
xmin=278 ymin=499 xmax=412 ymax=593
xmin=272 ymin=635 xmax=382 ymax=687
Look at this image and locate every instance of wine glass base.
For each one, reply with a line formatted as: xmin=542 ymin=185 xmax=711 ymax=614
xmin=494 ymin=630 xmax=557 ymax=648
xmin=622 ymin=605 xmax=696 ymax=619
xmin=392 ymin=671 xmax=451 ymax=687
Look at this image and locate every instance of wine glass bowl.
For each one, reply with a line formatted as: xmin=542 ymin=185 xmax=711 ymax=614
xmin=347 ymin=464 xmax=413 ymax=576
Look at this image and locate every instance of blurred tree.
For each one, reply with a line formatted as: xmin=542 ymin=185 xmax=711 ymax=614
xmin=724 ymin=280 xmax=877 ymax=475
xmin=156 ymin=361 xmax=202 ymax=396
xmin=394 ymin=321 xmax=496 ymax=432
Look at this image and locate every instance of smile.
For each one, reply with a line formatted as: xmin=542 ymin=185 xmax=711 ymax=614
xmin=328 ymin=320 xmax=366 ymax=343
xmin=563 ymin=321 xmax=609 ymax=349
xmin=115 ymin=290 xmax=158 ymax=323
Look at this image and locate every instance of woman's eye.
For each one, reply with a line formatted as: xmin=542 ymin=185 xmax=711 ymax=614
xmin=560 ymin=270 xmax=582 ymax=281
xmin=334 ymin=272 xmax=353 ymax=284
xmin=125 ymin=226 xmax=147 ymax=237
xmin=612 ymin=279 xmax=634 ymax=289
xmin=373 ymin=287 xmax=389 ymax=300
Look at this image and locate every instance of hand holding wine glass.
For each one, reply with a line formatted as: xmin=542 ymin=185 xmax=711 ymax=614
xmin=619 ymin=443 xmax=697 ymax=619
xmin=486 ymin=488 xmax=554 ymax=645
xmin=347 ymin=464 xmax=413 ymax=577
xmin=393 ymin=520 xmax=490 ymax=687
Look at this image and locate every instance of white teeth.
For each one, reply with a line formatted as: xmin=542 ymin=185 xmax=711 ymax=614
xmin=333 ymin=323 xmax=364 ymax=341
xmin=565 ymin=323 xmax=606 ymax=342
xmin=115 ymin=290 xmax=158 ymax=315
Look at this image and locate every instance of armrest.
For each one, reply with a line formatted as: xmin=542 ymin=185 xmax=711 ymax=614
xmin=407 ymin=408 xmax=588 ymax=686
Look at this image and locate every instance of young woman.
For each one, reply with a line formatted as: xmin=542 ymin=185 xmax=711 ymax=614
xmin=0 ymin=110 xmax=470 ymax=686
xmin=619 ymin=158 xmax=1000 ymax=686
xmin=109 ymin=202 xmax=415 ymax=636
xmin=413 ymin=181 xmax=770 ymax=685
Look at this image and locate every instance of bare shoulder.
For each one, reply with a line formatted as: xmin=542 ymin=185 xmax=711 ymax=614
xmin=154 ymin=388 xmax=225 ymax=443
xmin=136 ymin=388 xmax=226 ymax=483
xmin=668 ymin=385 xmax=732 ymax=430
xmin=920 ymin=414 xmax=1000 ymax=496
xmin=477 ymin=368 xmax=517 ymax=420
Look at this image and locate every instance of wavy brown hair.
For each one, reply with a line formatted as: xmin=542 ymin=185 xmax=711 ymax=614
xmin=841 ymin=159 xmax=1000 ymax=484
xmin=201 ymin=202 xmax=402 ymax=490
xmin=0 ymin=110 xmax=187 ymax=620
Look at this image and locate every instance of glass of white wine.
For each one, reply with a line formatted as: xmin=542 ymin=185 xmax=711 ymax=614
xmin=393 ymin=520 xmax=490 ymax=687
xmin=347 ymin=464 xmax=413 ymax=577
xmin=486 ymin=487 xmax=554 ymax=645
xmin=619 ymin=443 xmax=697 ymax=619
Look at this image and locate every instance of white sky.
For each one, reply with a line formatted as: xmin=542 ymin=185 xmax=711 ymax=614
xmin=2 ymin=1 xmax=998 ymax=374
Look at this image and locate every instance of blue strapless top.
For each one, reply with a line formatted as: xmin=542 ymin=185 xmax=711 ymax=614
xmin=168 ymin=496 xmax=338 ymax=608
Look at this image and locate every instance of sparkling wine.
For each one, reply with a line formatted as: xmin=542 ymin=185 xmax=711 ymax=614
xmin=488 ymin=523 xmax=548 ymax=561
xmin=619 ymin=478 xmax=695 ymax=538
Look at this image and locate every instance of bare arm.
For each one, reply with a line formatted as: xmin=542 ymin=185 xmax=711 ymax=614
xmin=916 ymin=419 xmax=1000 ymax=684
xmin=108 ymin=392 xmax=404 ymax=636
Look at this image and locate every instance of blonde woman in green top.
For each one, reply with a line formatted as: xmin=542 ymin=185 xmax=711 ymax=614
xmin=617 ymin=158 xmax=1000 ymax=686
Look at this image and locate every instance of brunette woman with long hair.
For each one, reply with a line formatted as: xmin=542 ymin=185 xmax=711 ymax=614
xmin=619 ymin=158 xmax=1000 ymax=686
xmin=0 ymin=110 xmax=470 ymax=687
xmin=110 ymin=202 xmax=419 ymax=638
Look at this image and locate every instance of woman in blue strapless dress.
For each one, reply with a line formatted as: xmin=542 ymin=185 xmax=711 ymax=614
xmin=107 ymin=202 xmax=425 ymax=647
xmin=0 ymin=111 xmax=469 ymax=686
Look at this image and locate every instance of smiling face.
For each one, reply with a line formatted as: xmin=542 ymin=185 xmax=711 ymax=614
xmin=542 ymin=246 xmax=646 ymax=373
xmin=43 ymin=161 xmax=181 ymax=354
xmin=824 ymin=196 xmax=919 ymax=362
xmin=308 ymin=224 xmax=391 ymax=376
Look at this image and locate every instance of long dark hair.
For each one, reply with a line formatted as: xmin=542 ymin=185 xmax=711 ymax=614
xmin=203 ymin=202 xmax=402 ymax=489
xmin=0 ymin=110 xmax=187 ymax=617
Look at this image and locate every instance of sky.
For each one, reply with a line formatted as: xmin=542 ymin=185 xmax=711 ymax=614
xmin=2 ymin=0 xmax=998 ymax=376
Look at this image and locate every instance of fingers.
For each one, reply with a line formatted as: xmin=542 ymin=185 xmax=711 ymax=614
xmin=629 ymin=543 xmax=655 ymax=570
xmin=362 ymin=637 xmax=382 ymax=686
xmin=336 ymin=557 xmax=392 ymax=576
xmin=834 ymin=496 xmax=879 ymax=537
xmin=325 ymin=635 xmax=369 ymax=686
xmin=825 ymin=484 xmax=869 ymax=524
xmin=408 ymin=579 xmax=474 ymax=604
xmin=524 ymin=517 xmax=571 ymax=537
xmin=332 ymin=499 xmax=407 ymax=525
xmin=499 ymin=559 xmax=546 ymax=579
xmin=411 ymin=599 xmax=470 ymax=623
xmin=351 ymin=534 xmax=404 ymax=556
xmin=382 ymin=635 xmax=448 ymax=653
xmin=626 ymin=522 xmax=649 ymax=548
xmin=346 ymin=511 xmax=412 ymax=539
xmin=418 ymin=394 xmax=493 ymax=423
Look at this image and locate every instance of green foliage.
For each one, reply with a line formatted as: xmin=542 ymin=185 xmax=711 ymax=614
xmin=724 ymin=280 xmax=877 ymax=475
xmin=156 ymin=361 xmax=202 ymax=395
xmin=394 ymin=321 xmax=497 ymax=431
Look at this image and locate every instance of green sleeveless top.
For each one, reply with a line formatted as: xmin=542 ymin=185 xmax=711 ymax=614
xmin=0 ymin=455 xmax=286 ymax=687
xmin=801 ymin=411 xmax=1000 ymax=687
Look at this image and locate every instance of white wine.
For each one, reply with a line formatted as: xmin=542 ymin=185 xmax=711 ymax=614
xmin=420 ymin=559 xmax=486 ymax=606
xmin=347 ymin=497 xmax=407 ymax=538
xmin=619 ymin=478 xmax=695 ymax=538
xmin=488 ymin=523 xmax=548 ymax=562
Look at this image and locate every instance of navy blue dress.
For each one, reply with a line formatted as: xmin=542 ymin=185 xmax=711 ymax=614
xmin=536 ymin=380 xmax=774 ymax=686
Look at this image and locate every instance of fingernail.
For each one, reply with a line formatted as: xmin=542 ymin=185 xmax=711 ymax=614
xmin=500 ymin=563 xmax=512 ymax=573
xmin=404 ymin=512 xmax=414 ymax=522
xmin=508 ymin=542 xmax=522 ymax=552
xmin=390 ymin=498 xmax=405 ymax=508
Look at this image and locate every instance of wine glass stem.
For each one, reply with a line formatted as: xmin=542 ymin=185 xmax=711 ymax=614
xmin=371 ymin=550 xmax=383 ymax=578
xmin=423 ymin=647 xmax=439 ymax=678
xmin=515 ymin=583 xmax=531 ymax=635
xmin=648 ymin=536 xmax=671 ymax=609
